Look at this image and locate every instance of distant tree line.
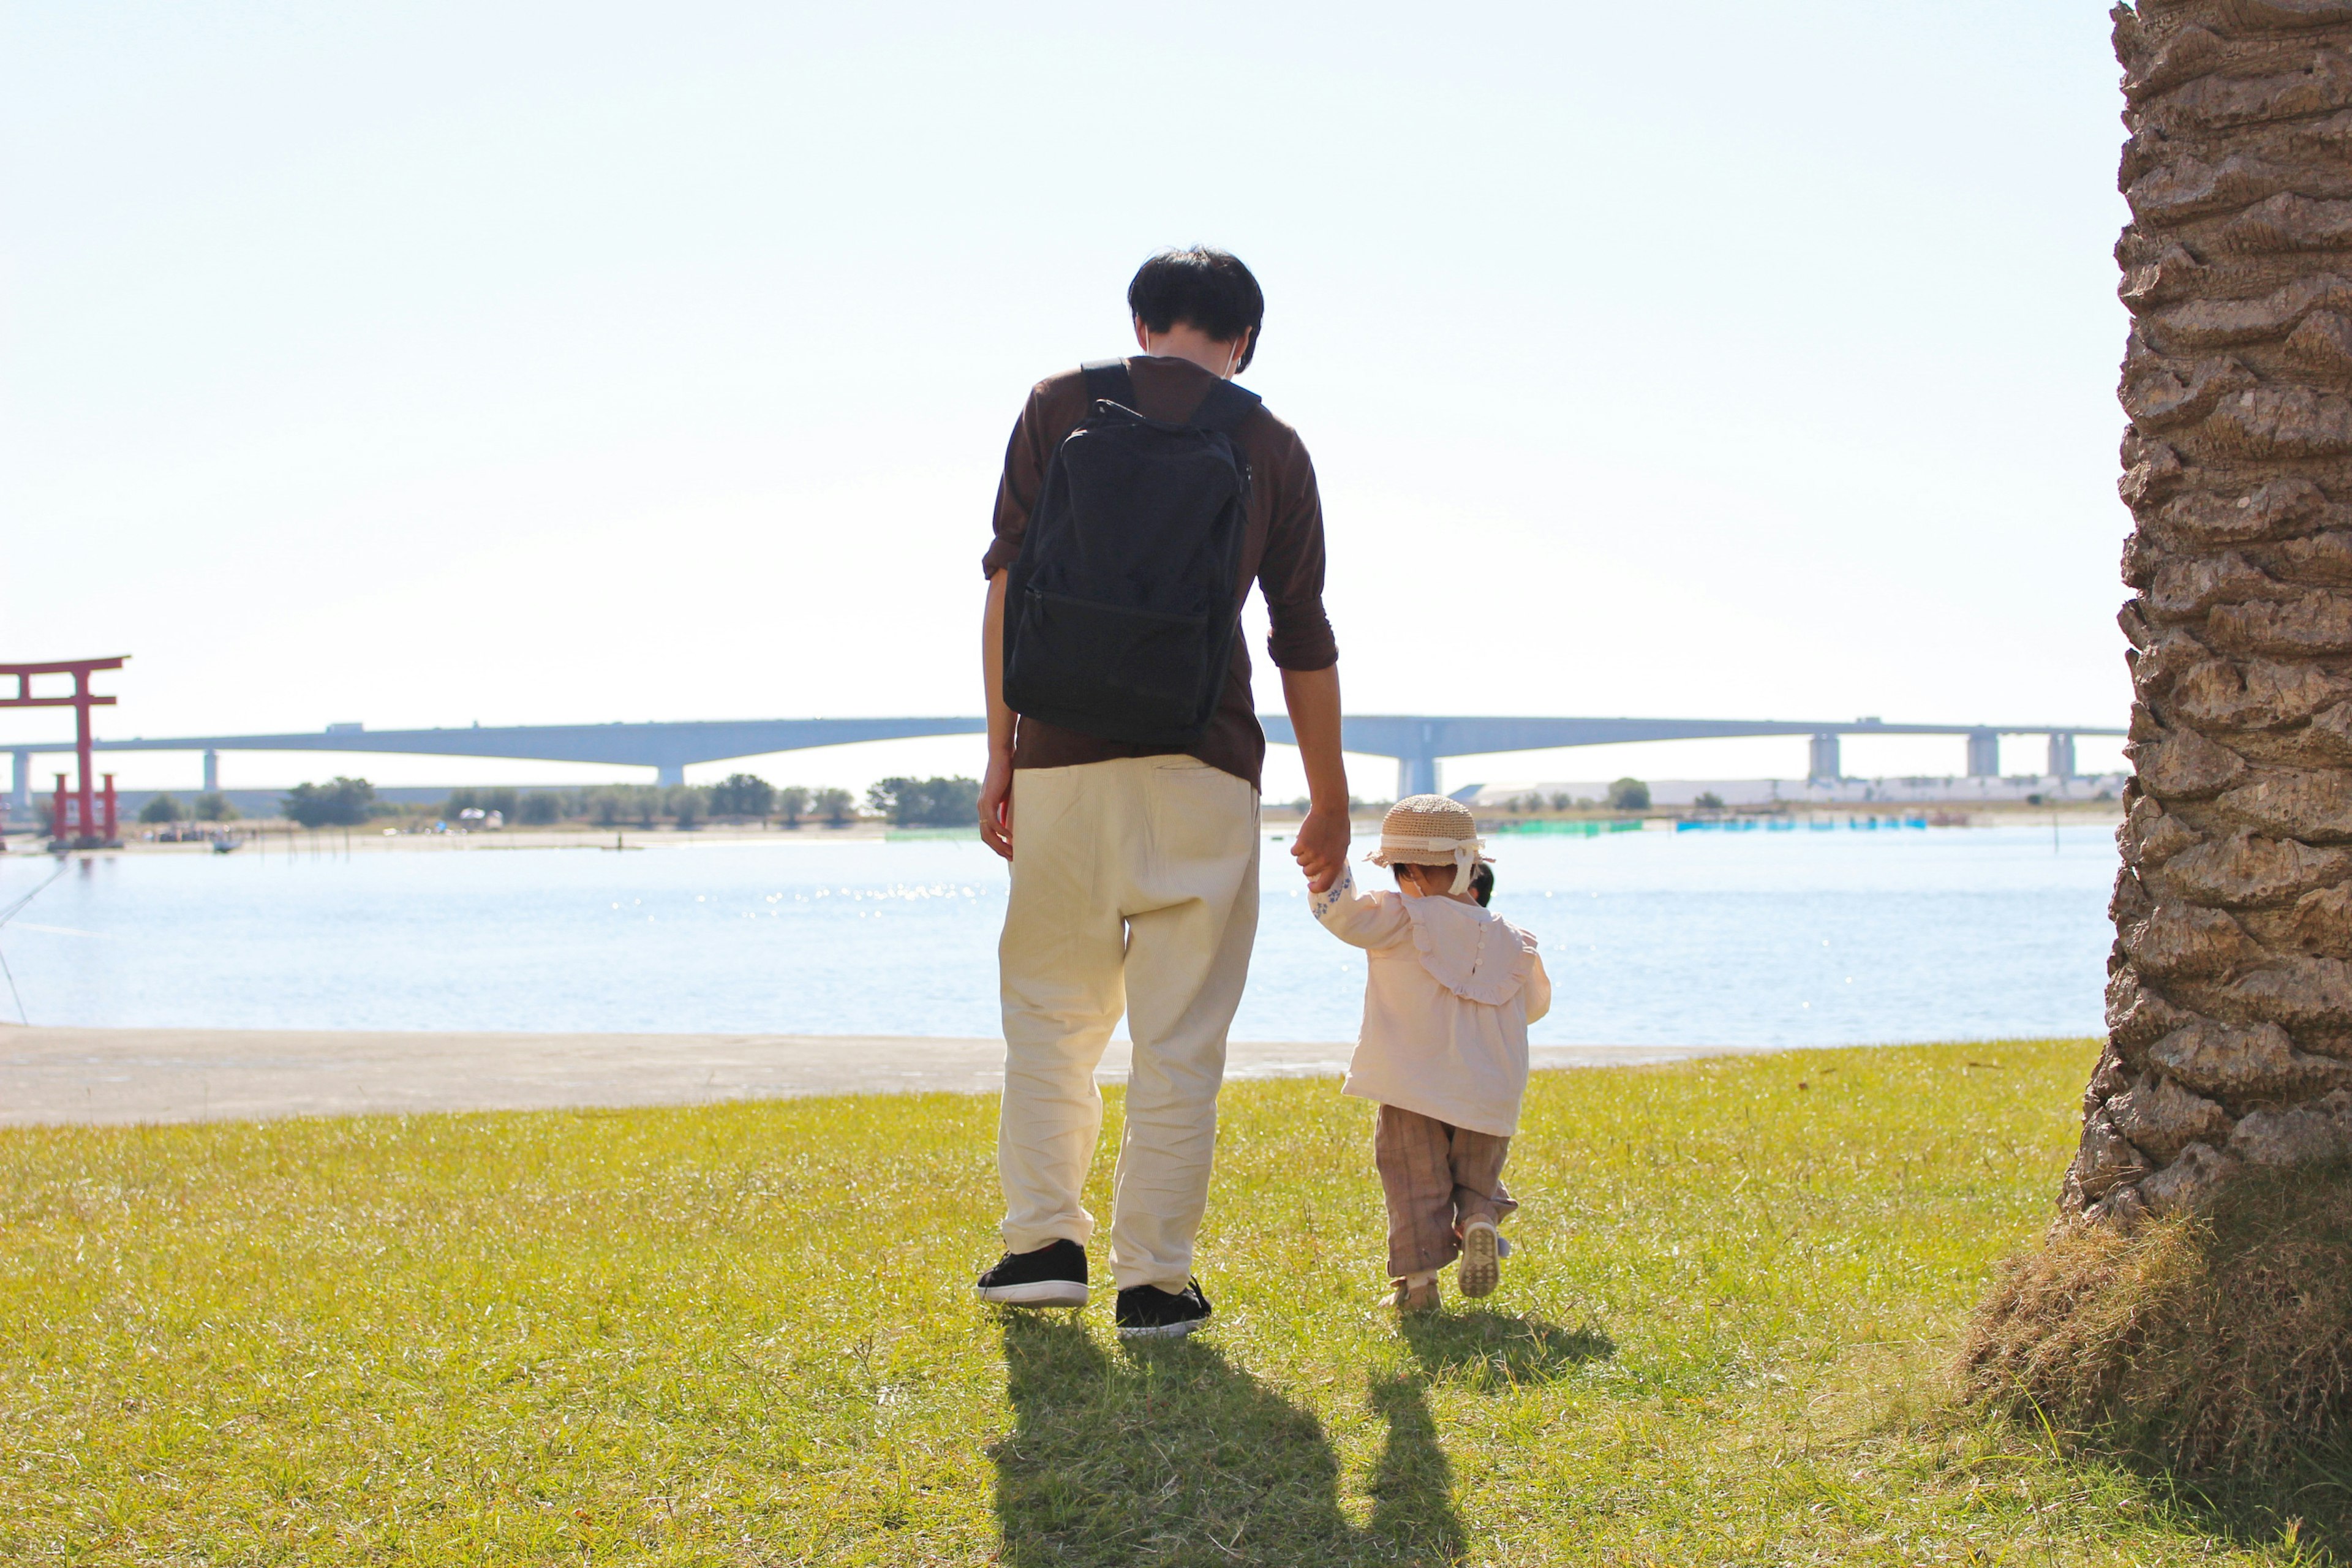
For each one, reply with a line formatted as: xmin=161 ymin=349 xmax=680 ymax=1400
xmin=1494 ymin=778 xmax=1650 ymax=814
xmin=441 ymin=778 xmax=854 ymax=830
xmin=865 ymin=776 xmax=981 ymax=827
xmin=247 ymin=772 xmax=986 ymax=831
xmin=138 ymin=791 xmax=241 ymax=824
xmin=282 ymin=777 xmax=380 ymax=827
xmin=1284 ymin=795 xmax=1395 ymax=815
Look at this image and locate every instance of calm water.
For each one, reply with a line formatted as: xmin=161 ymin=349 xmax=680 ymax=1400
xmin=0 ymin=824 xmax=2118 ymax=1046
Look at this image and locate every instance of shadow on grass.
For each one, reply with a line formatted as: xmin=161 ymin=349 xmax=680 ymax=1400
xmin=1398 ymin=1310 xmax=1614 ymax=1391
xmin=992 ymin=1313 xmax=1468 ymax=1566
xmin=1365 ymin=1371 xmax=1464 ymax=1561
xmin=1360 ymin=1310 xmax=1614 ymax=1558
xmin=2106 ymin=1439 xmax=2352 ymax=1563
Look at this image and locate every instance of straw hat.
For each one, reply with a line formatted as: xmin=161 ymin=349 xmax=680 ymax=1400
xmin=1369 ymin=794 xmax=1487 ymax=894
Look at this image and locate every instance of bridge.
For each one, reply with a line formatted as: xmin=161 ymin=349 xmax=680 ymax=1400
xmin=5 ymin=713 xmax=2122 ymax=811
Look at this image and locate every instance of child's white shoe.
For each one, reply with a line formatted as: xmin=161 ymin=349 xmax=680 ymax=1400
xmin=1458 ymin=1219 xmax=1501 ymax=1298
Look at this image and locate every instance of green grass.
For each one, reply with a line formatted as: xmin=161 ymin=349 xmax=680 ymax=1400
xmin=0 ymin=1040 xmax=2334 ymax=1565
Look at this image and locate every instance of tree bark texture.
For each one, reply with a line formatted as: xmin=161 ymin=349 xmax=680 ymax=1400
xmin=2073 ymin=0 xmax=2352 ymax=1225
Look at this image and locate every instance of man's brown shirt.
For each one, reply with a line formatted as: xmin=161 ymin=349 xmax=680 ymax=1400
xmin=984 ymin=355 xmax=1336 ymax=791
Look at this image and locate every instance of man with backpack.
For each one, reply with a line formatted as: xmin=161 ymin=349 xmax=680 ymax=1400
xmin=974 ymin=246 xmax=1350 ymax=1337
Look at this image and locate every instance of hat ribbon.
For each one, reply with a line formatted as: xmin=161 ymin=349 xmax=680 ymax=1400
xmin=1373 ymin=831 xmax=1486 ymax=894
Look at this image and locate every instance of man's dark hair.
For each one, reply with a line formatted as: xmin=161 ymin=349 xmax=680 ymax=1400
xmin=1128 ymin=247 xmax=1264 ymax=372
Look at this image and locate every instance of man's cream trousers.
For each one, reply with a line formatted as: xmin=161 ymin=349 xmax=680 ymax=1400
xmin=998 ymin=756 xmax=1261 ymax=1291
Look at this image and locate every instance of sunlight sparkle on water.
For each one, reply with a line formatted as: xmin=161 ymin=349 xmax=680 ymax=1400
xmin=0 ymin=825 xmax=2115 ymax=1046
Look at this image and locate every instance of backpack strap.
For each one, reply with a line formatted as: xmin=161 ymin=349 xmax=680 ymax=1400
xmin=1080 ymin=358 xmax=1136 ymax=408
xmin=1188 ymin=379 xmax=1262 ymax=435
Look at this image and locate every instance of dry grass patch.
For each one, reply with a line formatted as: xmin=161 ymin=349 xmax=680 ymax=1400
xmin=1961 ymin=1164 xmax=2352 ymax=1483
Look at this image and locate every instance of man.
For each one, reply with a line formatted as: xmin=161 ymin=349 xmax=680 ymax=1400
xmin=974 ymin=246 xmax=1351 ymax=1336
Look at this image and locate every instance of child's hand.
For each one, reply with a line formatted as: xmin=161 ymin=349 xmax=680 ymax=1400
xmin=1308 ymin=862 xmax=1354 ymax=923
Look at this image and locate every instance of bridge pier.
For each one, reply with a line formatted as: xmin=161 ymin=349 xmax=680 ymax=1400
xmin=2048 ymin=731 xmax=2076 ymax=780
xmin=657 ymin=763 xmax=685 ymax=788
xmin=1967 ymin=729 xmax=2001 ymax=777
xmin=1807 ymin=733 xmax=1841 ymax=784
xmin=1396 ymin=752 xmax=1439 ymax=801
xmin=202 ymin=748 xmax=218 ymax=793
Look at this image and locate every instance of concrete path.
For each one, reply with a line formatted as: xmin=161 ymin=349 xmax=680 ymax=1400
xmin=0 ymin=1026 xmax=1757 ymax=1126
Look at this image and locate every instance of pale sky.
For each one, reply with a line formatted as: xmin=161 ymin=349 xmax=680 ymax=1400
xmin=2 ymin=2 xmax=2132 ymax=801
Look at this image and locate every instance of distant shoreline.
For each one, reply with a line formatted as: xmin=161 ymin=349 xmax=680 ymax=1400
xmin=2 ymin=797 xmax=2121 ymax=855
xmin=0 ymin=1025 xmax=1771 ymax=1126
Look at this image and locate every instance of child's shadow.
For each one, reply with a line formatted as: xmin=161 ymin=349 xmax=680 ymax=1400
xmin=1400 ymin=1308 xmax=1615 ymax=1390
xmin=1362 ymin=1311 xmax=1611 ymax=1559
xmin=1365 ymin=1370 xmax=1465 ymax=1559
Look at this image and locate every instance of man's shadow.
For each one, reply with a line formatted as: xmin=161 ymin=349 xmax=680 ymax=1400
xmin=991 ymin=1309 xmax=1612 ymax=1566
xmin=992 ymin=1313 xmax=1359 ymax=1564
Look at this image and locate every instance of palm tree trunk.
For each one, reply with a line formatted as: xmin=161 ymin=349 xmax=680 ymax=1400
xmin=2075 ymin=0 xmax=2352 ymax=1224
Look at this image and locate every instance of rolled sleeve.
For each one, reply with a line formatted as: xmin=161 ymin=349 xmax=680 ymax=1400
xmin=1257 ymin=445 xmax=1338 ymax=671
xmin=982 ymin=380 xmax=1061 ymax=579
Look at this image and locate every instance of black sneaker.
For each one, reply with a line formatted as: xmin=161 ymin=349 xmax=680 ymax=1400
xmin=1114 ymin=1278 xmax=1212 ymax=1338
xmin=976 ymin=1239 xmax=1088 ymax=1308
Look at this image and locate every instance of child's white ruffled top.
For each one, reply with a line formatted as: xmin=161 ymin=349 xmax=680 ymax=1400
xmin=1310 ymin=864 xmax=1550 ymax=1136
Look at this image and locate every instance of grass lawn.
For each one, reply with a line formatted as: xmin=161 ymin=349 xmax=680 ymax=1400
xmin=0 ymin=1039 xmax=2336 ymax=1565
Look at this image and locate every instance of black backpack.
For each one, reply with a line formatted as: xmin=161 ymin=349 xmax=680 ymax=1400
xmin=1003 ymin=359 xmax=1260 ymax=747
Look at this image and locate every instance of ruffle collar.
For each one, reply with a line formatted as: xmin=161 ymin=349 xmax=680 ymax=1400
xmin=1400 ymin=895 xmax=1539 ymax=1005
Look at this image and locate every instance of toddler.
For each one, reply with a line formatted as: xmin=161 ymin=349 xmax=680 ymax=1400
xmin=1310 ymin=795 xmax=1549 ymax=1312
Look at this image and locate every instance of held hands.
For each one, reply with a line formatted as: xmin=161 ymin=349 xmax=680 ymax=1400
xmin=978 ymin=752 xmax=1015 ymax=859
xmin=1291 ymin=804 xmax=1350 ymax=894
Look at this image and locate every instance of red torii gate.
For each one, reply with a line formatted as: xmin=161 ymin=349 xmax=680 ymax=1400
xmin=1 ymin=656 xmax=128 ymax=848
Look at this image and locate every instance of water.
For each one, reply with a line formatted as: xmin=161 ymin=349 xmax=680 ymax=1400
xmin=0 ymin=824 xmax=2118 ymax=1046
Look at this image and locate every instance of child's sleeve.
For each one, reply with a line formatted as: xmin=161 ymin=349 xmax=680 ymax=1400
xmin=1523 ymin=950 xmax=1553 ymax=1025
xmin=1308 ymin=864 xmax=1410 ymax=950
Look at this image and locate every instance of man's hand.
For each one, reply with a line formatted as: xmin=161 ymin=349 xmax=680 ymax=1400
xmin=1278 ymin=663 xmax=1351 ymax=892
xmin=978 ymin=750 xmax=1014 ymax=860
xmin=979 ymin=570 xmax=1016 ymax=861
xmin=1291 ymin=804 xmax=1349 ymax=893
